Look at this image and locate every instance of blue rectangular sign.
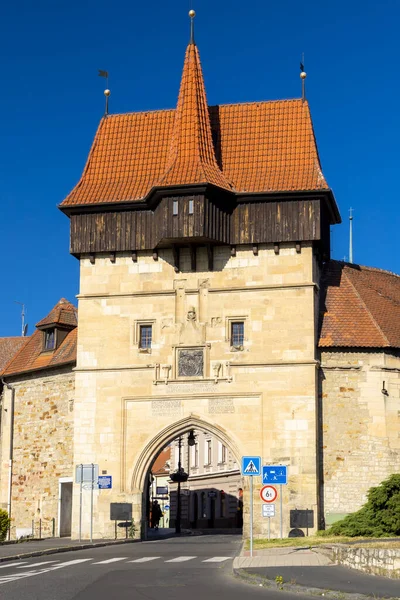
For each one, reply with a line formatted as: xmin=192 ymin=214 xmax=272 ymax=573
xmin=262 ymin=465 xmax=287 ymax=485
xmin=242 ymin=456 xmax=261 ymax=476
xmin=98 ymin=475 xmax=112 ymax=489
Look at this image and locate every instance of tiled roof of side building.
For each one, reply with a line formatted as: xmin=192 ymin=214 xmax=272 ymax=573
xmin=319 ymin=261 xmax=400 ymax=348
xmin=36 ymin=298 xmax=77 ymax=328
xmin=3 ymin=299 xmax=77 ymax=377
xmin=0 ymin=337 xmax=27 ymax=374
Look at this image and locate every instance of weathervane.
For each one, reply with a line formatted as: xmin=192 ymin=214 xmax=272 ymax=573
xmin=98 ymin=70 xmax=110 ymax=115
xmin=300 ymin=53 xmax=307 ymax=102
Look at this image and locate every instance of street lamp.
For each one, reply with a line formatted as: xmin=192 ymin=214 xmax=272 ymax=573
xmin=170 ymin=431 xmax=196 ymax=533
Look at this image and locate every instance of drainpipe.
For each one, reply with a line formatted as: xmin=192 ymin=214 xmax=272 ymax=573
xmin=1 ymin=379 xmax=15 ymax=540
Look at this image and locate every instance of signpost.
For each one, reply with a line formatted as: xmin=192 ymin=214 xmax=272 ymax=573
xmin=262 ymin=465 xmax=288 ymax=539
xmin=260 ymin=485 xmax=278 ymax=503
xmin=98 ymin=475 xmax=112 ymax=489
xmin=242 ymin=456 xmax=261 ymax=558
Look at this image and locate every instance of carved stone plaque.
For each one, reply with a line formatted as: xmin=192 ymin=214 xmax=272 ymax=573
xmin=178 ymin=348 xmax=204 ymax=378
xmin=152 ymin=400 xmax=182 ymax=417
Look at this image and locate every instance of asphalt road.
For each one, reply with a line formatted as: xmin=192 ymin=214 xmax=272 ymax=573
xmin=0 ymin=535 xmax=314 ymax=600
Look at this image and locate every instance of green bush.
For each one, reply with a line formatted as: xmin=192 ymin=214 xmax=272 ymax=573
xmin=0 ymin=509 xmax=11 ymax=542
xmin=327 ymin=474 xmax=400 ymax=537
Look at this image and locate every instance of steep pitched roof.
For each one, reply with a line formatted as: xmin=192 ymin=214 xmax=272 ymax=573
xmin=319 ymin=261 xmax=400 ymax=348
xmin=60 ymin=39 xmax=329 ymax=209
xmin=36 ymin=298 xmax=77 ymax=329
xmin=152 ymin=447 xmax=171 ymax=476
xmin=157 ymin=42 xmax=233 ymax=192
xmin=0 ymin=337 xmax=27 ymax=373
xmin=3 ymin=300 xmax=77 ymax=377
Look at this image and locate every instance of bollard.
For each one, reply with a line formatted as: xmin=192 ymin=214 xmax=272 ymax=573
xmin=52 ymin=517 xmax=55 ymax=537
xmin=39 ymin=518 xmax=41 ymax=540
xmin=32 ymin=519 xmax=34 ymax=537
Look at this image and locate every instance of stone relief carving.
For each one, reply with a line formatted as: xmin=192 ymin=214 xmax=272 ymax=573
xmin=212 ymin=362 xmax=222 ymax=380
xmin=178 ymin=306 xmax=205 ymax=345
xmin=162 ymin=365 xmax=171 ymax=381
xmin=178 ymin=348 xmax=204 ymax=378
xmin=211 ymin=317 xmax=222 ymax=327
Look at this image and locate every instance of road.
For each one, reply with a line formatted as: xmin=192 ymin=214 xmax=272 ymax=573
xmin=0 ymin=534 xmax=314 ymax=600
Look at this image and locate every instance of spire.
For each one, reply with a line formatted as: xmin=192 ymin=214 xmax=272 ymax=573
xmin=157 ymin=12 xmax=233 ymax=192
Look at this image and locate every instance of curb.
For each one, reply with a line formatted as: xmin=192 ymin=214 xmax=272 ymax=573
xmin=233 ymin=567 xmax=399 ymax=600
xmin=0 ymin=538 xmax=138 ymax=564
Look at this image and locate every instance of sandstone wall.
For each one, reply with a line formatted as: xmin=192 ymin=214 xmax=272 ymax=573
xmin=73 ymin=243 xmax=320 ymax=539
xmin=320 ymin=350 xmax=400 ymax=523
xmin=0 ymin=368 xmax=74 ymax=538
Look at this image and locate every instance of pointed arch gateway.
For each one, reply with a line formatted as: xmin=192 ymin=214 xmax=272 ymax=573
xmin=131 ymin=414 xmax=242 ymax=493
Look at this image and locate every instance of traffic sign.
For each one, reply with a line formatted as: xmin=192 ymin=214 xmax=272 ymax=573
xmin=262 ymin=465 xmax=287 ymax=485
xmin=242 ymin=456 xmax=261 ymax=476
xmin=98 ymin=476 xmax=112 ymax=489
xmin=260 ymin=485 xmax=278 ymax=503
xmin=262 ymin=504 xmax=275 ymax=517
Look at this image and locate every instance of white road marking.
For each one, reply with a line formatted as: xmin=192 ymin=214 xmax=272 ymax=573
xmin=0 ymin=562 xmax=27 ymax=569
xmin=202 ymin=557 xmax=231 ymax=563
xmin=17 ymin=560 xmax=59 ymax=569
xmin=49 ymin=558 xmax=93 ymax=569
xmin=165 ymin=556 xmax=197 ymax=563
xmin=129 ymin=557 xmax=160 ymax=563
xmin=93 ymin=557 xmax=128 ymax=564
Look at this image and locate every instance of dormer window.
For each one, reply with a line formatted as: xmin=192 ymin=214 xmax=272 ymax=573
xmin=44 ymin=328 xmax=56 ymax=351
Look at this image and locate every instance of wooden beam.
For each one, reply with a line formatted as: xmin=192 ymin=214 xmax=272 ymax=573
xmin=230 ymin=245 xmax=236 ymax=257
xmin=252 ymin=244 xmax=258 ymax=256
xmin=109 ymin=252 xmax=116 ymax=263
xmin=206 ymin=244 xmax=213 ymax=271
xmin=189 ymin=245 xmax=196 ymax=271
xmin=89 ymin=254 xmax=95 ymax=265
xmin=296 ymin=242 xmax=301 ymax=254
xmin=131 ymin=251 xmax=138 ymax=262
xmin=274 ymin=244 xmax=280 ymax=255
xmin=172 ymin=246 xmax=180 ymax=273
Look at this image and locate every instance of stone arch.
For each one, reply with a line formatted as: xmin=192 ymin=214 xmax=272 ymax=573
xmin=131 ymin=413 xmax=242 ymax=492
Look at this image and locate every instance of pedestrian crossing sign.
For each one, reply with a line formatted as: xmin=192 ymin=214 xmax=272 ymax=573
xmin=242 ymin=456 xmax=261 ymax=476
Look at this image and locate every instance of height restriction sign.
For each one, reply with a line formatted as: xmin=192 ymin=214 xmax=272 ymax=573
xmin=260 ymin=485 xmax=278 ymax=503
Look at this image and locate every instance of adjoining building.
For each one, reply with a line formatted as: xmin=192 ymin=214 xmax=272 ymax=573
xmin=0 ymin=15 xmax=399 ymax=540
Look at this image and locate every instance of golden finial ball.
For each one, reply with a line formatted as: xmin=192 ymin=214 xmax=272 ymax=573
xmin=104 ymin=89 xmax=111 ymax=97
xmin=300 ymin=71 xmax=307 ymax=80
xmin=189 ymin=9 xmax=196 ymax=18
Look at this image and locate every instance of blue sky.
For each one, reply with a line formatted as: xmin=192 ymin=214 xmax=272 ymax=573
xmin=1 ymin=0 xmax=398 ymax=336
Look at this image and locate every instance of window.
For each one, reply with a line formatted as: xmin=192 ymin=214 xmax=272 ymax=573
xmin=221 ymin=444 xmax=227 ymax=464
xmin=206 ymin=439 xmax=212 ymax=465
xmin=188 ymin=199 xmax=194 ymax=214
xmin=193 ymin=442 xmax=199 ymax=467
xmin=173 ymin=200 xmax=178 ymax=216
xmin=231 ymin=321 xmax=244 ymax=347
xmin=44 ymin=329 xmax=56 ymax=351
xmin=139 ymin=324 xmax=152 ymax=350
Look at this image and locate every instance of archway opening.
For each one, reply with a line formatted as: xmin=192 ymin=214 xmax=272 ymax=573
xmin=134 ymin=418 xmax=243 ymax=538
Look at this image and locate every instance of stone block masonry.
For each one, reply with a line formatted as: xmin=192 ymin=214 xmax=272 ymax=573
xmin=0 ymin=367 xmax=74 ymax=539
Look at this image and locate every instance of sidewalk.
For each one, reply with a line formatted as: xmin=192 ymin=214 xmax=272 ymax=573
xmin=233 ymin=546 xmax=400 ymax=599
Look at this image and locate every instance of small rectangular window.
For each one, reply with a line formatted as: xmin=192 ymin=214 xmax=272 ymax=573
xmin=188 ymin=199 xmax=194 ymax=214
xmin=173 ymin=200 xmax=178 ymax=216
xmin=221 ymin=444 xmax=227 ymax=464
xmin=139 ymin=325 xmax=152 ymax=349
xmin=44 ymin=329 xmax=56 ymax=351
xmin=206 ymin=440 xmax=212 ymax=465
xmin=231 ymin=321 xmax=244 ymax=347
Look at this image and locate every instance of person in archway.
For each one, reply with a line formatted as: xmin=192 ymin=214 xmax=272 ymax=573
xmin=151 ymin=500 xmax=163 ymax=530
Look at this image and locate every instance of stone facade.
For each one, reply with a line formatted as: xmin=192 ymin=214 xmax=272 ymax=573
xmin=0 ymin=367 xmax=74 ymax=538
xmin=320 ymin=350 xmax=400 ymax=524
xmin=330 ymin=545 xmax=400 ymax=579
xmin=72 ymin=243 xmax=320 ymax=539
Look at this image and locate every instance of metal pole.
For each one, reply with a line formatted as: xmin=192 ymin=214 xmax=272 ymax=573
xmin=250 ymin=476 xmax=253 ymax=557
xmin=79 ymin=464 xmax=83 ymax=542
xmin=176 ymin=437 xmax=182 ymax=534
xmin=280 ymin=484 xmax=283 ymax=539
xmin=90 ymin=463 xmax=94 ymax=542
xmin=268 ymin=516 xmax=270 ymax=541
xmin=39 ymin=518 xmax=42 ymax=540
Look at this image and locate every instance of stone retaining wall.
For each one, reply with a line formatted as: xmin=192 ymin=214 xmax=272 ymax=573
xmin=330 ymin=545 xmax=400 ymax=579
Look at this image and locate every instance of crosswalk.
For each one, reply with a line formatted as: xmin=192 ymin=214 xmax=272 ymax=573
xmin=0 ymin=555 xmax=232 ymax=585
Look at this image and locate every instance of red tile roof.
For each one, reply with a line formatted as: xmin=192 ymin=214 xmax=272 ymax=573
xmin=60 ymin=44 xmax=328 ymax=208
xmin=36 ymin=298 xmax=77 ymax=329
xmin=152 ymin=447 xmax=171 ymax=476
xmin=3 ymin=300 xmax=77 ymax=377
xmin=319 ymin=261 xmax=400 ymax=348
xmin=0 ymin=337 xmax=27 ymax=374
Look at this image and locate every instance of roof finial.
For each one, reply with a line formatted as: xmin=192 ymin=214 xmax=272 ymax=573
xmin=300 ymin=53 xmax=307 ymax=102
xmin=98 ymin=70 xmax=110 ymax=115
xmin=189 ymin=9 xmax=196 ymax=44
